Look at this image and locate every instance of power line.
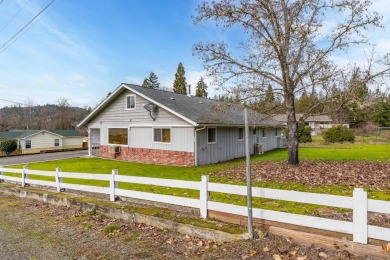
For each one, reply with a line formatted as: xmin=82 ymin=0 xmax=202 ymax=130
xmin=0 ymin=0 xmax=33 ymax=34
xmin=0 ymin=98 xmax=27 ymax=106
xmin=0 ymin=0 xmax=55 ymax=54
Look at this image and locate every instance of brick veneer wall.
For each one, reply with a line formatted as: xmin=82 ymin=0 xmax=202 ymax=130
xmin=100 ymin=146 xmax=195 ymax=166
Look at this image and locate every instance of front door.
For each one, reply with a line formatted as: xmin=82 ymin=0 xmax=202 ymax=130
xmin=90 ymin=128 xmax=100 ymax=155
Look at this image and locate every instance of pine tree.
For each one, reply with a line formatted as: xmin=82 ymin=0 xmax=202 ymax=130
xmin=148 ymin=72 xmax=160 ymax=89
xmin=173 ymin=62 xmax=187 ymax=94
xmin=195 ymin=77 xmax=208 ymax=97
xmin=142 ymin=77 xmax=151 ymax=88
xmin=265 ymin=85 xmax=275 ymax=102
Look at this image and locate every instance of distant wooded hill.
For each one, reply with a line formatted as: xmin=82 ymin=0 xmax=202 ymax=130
xmin=0 ymin=104 xmax=90 ymax=131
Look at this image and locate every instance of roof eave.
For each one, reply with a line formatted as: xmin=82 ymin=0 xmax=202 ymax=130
xmin=124 ymin=85 xmax=198 ymax=126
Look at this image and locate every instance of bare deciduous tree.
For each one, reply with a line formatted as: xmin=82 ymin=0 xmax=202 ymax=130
xmin=194 ymin=0 xmax=389 ymax=165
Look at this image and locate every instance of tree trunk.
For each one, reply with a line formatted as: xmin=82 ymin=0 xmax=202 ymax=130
xmin=285 ymin=93 xmax=299 ymax=165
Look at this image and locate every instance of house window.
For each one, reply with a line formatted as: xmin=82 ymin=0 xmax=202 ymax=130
xmin=238 ymin=128 xmax=244 ymax=140
xmin=108 ymin=128 xmax=128 ymax=145
xmin=153 ymin=128 xmax=171 ymax=143
xmin=252 ymin=127 xmax=256 ymax=135
xmin=54 ymin=139 xmax=60 ymax=147
xmin=262 ymin=129 xmax=266 ymax=138
xmin=207 ymin=128 xmax=216 ymax=143
xmin=26 ymin=140 xmax=32 ymax=149
xmin=126 ymin=95 xmax=136 ymax=110
xmin=275 ymin=129 xmax=278 ymax=137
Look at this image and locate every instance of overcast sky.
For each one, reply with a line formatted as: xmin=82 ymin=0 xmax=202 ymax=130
xmin=0 ymin=0 xmax=389 ymax=109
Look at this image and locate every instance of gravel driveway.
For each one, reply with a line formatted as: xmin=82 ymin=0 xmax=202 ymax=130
xmin=0 ymin=150 xmax=88 ymax=166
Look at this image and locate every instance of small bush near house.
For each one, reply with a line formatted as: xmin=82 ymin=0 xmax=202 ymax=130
xmin=298 ymin=124 xmax=312 ymax=143
xmin=0 ymin=139 xmax=17 ymax=155
xmin=322 ymin=125 xmax=355 ymax=143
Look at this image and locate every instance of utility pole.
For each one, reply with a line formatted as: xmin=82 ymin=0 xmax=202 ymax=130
xmin=244 ymin=107 xmax=254 ymax=239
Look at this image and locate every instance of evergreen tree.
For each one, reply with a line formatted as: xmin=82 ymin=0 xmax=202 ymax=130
xmin=195 ymin=77 xmax=208 ymax=97
xmin=173 ymin=62 xmax=187 ymax=94
xmin=264 ymin=85 xmax=275 ymax=102
xmin=148 ymin=72 xmax=160 ymax=89
xmin=142 ymin=77 xmax=151 ymax=88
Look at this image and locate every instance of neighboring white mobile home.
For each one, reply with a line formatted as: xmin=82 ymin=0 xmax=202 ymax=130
xmin=0 ymin=130 xmax=84 ymax=156
xmin=79 ymin=84 xmax=285 ymax=166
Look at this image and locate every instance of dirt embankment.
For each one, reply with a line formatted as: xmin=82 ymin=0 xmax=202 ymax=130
xmin=0 ymin=194 xmax=369 ymax=260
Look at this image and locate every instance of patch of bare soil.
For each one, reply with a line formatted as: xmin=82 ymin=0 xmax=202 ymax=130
xmin=0 ymin=193 xmax=370 ymax=259
xmin=214 ymin=161 xmax=390 ymax=190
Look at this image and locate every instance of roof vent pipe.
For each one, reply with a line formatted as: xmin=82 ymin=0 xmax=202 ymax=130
xmin=187 ymin=84 xmax=191 ymax=97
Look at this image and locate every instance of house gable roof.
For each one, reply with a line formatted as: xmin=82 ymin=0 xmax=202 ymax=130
xmin=78 ymin=83 xmax=281 ymax=127
xmin=0 ymin=130 xmax=83 ymax=140
xmin=273 ymin=114 xmax=333 ymax=123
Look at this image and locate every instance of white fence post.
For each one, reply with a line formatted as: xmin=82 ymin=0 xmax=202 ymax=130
xmin=200 ymin=175 xmax=209 ymax=218
xmin=0 ymin=164 xmax=3 ymax=183
xmin=353 ymin=188 xmax=368 ymax=244
xmin=110 ymin=169 xmax=118 ymax=202
xmin=22 ymin=165 xmax=29 ymax=187
xmin=55 ymin=167 xmax=62 ymax=192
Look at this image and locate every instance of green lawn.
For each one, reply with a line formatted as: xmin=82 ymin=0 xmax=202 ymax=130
xmin=4 ymin=143 xmax=390 ymax=216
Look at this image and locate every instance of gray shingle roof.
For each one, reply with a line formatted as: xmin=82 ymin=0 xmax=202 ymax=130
xmin=0 ymin=130 xmax=83 ymax=140
xmin=51 ymin=130 xmax=84 ymax=137
xmin=125 ymin=84 xmax=280 ymax=126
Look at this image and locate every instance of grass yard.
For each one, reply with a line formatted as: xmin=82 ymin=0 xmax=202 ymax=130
xmin=3 ymin=143 xmax=390 ymax=216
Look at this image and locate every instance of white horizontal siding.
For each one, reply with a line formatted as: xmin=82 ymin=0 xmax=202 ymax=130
xmin=62 ymin=137 xmax=83 ymax=147
xmin=22 ymin=132 xmax=62 ymax=149
xmin=129 ymin=127 xmax=194 ymax=152
xmin=89 ymin=90 xmax=191 ymax=126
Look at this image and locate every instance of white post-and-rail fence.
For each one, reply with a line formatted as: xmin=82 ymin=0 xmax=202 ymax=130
xmin=0 ymin=165 xmax=389 ymax=244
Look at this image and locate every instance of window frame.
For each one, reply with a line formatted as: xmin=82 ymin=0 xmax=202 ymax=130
xmin=207 ymin=127 xmax=217 ymax=144
xmin=153 ymin=128 xmax=171 ymax=144
xmin=262 ymin=128 xmax=266 ymax=138
xmin=25 ymin=140 xmax=32 ymax=149
xmin=238 ymin=127 xmax=244 ymax=141
xmin=54 ymin=139 xmax=60 ymax=147
xmin=107 ymin=127 xmax=129 ymax=146
xmin=125 ymin=94 xmax=136 ymax=110
xmin=252 ymin=127 xmax=256 ymax=136
xmin=275 ymin=128 xmax=278 ymax=137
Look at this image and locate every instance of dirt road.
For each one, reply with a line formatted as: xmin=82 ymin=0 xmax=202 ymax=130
xmin=0 ymin=193 xmax=367 ymax=260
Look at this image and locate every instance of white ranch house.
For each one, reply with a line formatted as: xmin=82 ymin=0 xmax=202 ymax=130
xmin=0 ymin=130 xmax=84 ymax=156
xmin=79 ymin=84 xmax=285 ymax=166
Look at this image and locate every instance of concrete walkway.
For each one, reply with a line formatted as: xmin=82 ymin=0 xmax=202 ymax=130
xmin=0 ymin=150 xmax=88 ymax=166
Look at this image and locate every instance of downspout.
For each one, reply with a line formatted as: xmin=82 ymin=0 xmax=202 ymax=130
xmin=194 ymin=126 xmax=206 ymax=166
xmin=87 ymin=126 xmax=92 ymax=156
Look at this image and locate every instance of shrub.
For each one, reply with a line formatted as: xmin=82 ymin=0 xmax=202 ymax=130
xmin=322 ymin=125 xmax=355 ymax=143
xmin=103 ymin=224 xmax=120 ymax=234
xmin=0 ymin=139 xmax=18 ymax=155
xmin=298 ymin=124 xmax=312 ymax=143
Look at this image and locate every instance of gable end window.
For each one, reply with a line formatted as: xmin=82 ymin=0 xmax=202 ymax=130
xmin=126 ymin=95 xmax=136 ymax=110
xmin=207 ymin=128 xmax=216 ymax=144
xmin=238 ymin=128 xmax=244 ymax=140
xmin=108 ymin=128 xmax=128 ymax=145
xmin=54 ymin=139 xmax=60 ymax=147
xmin=153 ymin=128 xmax=171 ymax=143
xmin=26 ymin=140 xmax=32 ymax=149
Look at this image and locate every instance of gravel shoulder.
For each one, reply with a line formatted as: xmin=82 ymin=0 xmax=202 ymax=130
xmin=0 ymin=193 xmax=370 ymax=260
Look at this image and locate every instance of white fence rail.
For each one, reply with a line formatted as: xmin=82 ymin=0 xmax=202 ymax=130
xmin=0 ymin=165 xmax=389 ymax=244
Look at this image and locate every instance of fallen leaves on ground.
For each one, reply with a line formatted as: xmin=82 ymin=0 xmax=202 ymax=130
xmin=214 ymin=161 xmax=390 ymax=190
